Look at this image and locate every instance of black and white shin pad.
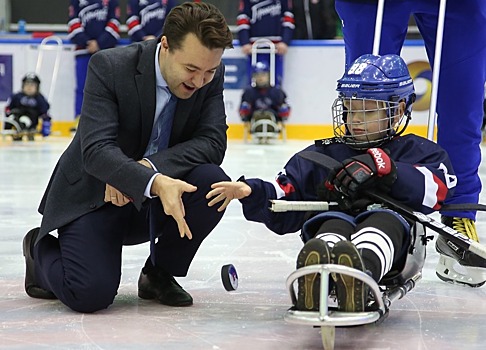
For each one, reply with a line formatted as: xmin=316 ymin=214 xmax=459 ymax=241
xmin=351 ymin=227 xmax=394 ymax=281
xmin=352 ymin=212 xmax=407 ymax=281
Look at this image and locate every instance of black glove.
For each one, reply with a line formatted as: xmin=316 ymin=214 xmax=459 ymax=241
xmin=317 ymin=182 xmax=374 ymax=213
xmin=326 ymin=148 xmax=397 ymax=199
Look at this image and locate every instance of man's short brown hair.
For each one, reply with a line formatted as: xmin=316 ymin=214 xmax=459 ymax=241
xmin=162 ymin=2 xmax=234 ymax=51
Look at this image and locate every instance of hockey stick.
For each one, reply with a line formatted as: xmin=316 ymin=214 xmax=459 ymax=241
xmin=441 ymin=203 xmax=486 ymax=212
xmin=427 ymin=0 xmax=447 ymax=140
xmin=297 ymin=151 xmax=486 ymax=261
xmin=372 ymin=0 xmax=386 ymax=55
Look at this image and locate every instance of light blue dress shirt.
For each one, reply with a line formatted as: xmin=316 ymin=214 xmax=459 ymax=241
xmin=143 ymin=42 xmax=176 ymax=198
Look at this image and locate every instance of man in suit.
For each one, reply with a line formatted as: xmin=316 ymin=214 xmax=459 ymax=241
xmin=22 ymin=2 xmax=234 ymax=313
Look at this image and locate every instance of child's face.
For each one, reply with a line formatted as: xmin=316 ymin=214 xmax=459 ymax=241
xmin=253 ymin=72 xmax=270 ymax=87
xmin=22 ymin=82 xmax=38 ymax=96
xmin=344 ymin=99 xmax=403 ymax=142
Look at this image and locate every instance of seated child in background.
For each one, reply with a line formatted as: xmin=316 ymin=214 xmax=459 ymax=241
xmin=239 ymin=61 xmax=290 ymax=128
xmin=4 ymin=73 xmax=51 ymax=140
xmin=207 ymin=54 xmax=461 ymax=312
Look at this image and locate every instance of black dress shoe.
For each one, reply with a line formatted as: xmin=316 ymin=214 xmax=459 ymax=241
xmin=22 ymin=228 xmax=57 ymax=299
xmin=138 ymin=266 xmax=193 ymax=307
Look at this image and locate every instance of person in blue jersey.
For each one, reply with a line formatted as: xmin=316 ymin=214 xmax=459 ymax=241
xmin=126 ymin=0 xmax=176 ymax=42
xmin=207 ymin=54 xmax=460 ymax=312
xmin=4 ymin=73 xmax=51 ymax=140
xmin=292 ymin=0 xmax=338 ymax=40
xmin=68 ymin=0 xmax=121 ymax=123
xmin=335 ymin=0 xmax=486 ymax=287
xmin=482 ymin=83 xmax=486 ymax=140
xmin=239 ymin=61 xmax=290 ymax=125
xmin=237 ymin=0 xmax=295 ymax=86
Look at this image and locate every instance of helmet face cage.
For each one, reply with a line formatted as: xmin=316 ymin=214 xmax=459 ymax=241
xmin=332 ymin=96 xmax=408 ymax=149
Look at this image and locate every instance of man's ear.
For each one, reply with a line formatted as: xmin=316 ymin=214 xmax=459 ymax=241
xmin=161 ymin=36 xmax=169 ymax=51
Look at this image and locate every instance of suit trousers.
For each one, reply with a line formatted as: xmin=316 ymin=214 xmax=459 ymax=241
xmin=34 ymin=164 xmax=230 ymax=313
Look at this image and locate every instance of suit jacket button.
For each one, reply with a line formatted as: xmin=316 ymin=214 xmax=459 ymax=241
xmin=89 ymin=204 xmax=97 ymax=209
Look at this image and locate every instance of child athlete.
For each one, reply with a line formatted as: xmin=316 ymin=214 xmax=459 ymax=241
xmin=207 ymin=54 xmax=457 ymax=311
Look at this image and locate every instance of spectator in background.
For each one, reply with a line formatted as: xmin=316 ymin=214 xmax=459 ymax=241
xmin=68 ymin=0 xmax=120 ymax=127
xmin=237 ymin=0 xmax=295 ymax=86
xmin=126 ymin=0 xmax=176 ymax=42
xmin=292 ymin=0 xmax=339 ymax=39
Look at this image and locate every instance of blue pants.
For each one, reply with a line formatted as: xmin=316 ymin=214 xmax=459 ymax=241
xmin=75 ymin=53 xmax=91 ymax=117
xmin=335 ymin=0 xmax=486 ymax=219
xmin=34 ymin=164 xmax=230 ymax=313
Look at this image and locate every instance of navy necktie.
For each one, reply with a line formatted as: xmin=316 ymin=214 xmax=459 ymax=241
xmin=147 ymin=95 xmax=177 ymax=265
xmin=145 ymin=95 xmax=177 ymax=156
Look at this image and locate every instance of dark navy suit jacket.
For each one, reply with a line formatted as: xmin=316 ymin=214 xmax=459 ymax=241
xmin=38 ymin=39 xmax=228 ymax=239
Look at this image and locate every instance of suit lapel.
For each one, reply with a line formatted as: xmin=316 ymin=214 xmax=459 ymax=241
xmin=135 ymin=40 xmax=158 ymax=154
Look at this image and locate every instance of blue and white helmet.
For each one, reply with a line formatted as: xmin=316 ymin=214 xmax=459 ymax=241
xmin=332 ymin=54 xmax=416 ymax=149
xmin=252 ymin=60 xmax=270 ymax=74
xmin=251 ymin=60 xmax=272 ymax=88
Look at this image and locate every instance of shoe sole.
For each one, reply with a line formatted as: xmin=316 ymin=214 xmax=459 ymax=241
xmin=23 ymin=228 xmax=57 ymax=299
xmin=296 ymin=239 xmax=330 ymax=311
xmin=138 ymin=289 xmax=193 ymax=307
xmin=22 ymin=228 xmax=37 ymax=295
xmin=332 ymin=242 xmax=366 ymax=312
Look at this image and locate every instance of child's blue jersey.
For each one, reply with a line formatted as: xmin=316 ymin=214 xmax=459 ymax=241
xmin=239 ymin=134 xmax=455 ymax=235
xmin=241 ymin=86 xmax=288 ymax=115
xmin=6 ymin=92 xmax=50 ymax=118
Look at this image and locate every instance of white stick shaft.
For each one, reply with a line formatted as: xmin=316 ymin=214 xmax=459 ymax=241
xmin=427 ymin=0 xmax=447 ymax=140
xmin=372 ymin=0 xmax=386 ymax=55
xmin=269 ymin=200 xmax=336 ymax=212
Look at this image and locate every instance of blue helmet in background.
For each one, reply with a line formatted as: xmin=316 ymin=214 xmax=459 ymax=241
xmin=251 ymin=61 xmax=271 ymax=88
xmin=252 ymin=61 xmax=270 ymax=74
xmin=332 ymin=54 xmax=416 ymax=149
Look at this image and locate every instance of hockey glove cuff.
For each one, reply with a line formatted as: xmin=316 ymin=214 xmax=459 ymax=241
xmin=326 ymin=148 xmax=397 ymax=198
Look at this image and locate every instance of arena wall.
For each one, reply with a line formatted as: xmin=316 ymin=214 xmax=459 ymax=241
xmin=0 ymin=38 xmax=432 ymax=139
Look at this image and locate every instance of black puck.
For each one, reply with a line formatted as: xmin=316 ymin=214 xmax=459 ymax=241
xmin=221 ymin=264 xmax=238 ymax=291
